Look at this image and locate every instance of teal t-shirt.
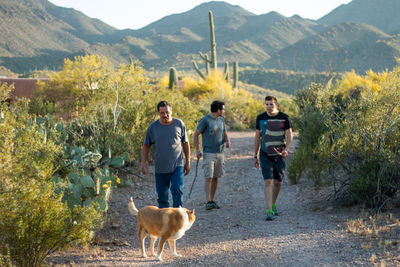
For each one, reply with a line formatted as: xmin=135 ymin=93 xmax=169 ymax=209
xmin=196 ymin=114 xmax=226 ymax=153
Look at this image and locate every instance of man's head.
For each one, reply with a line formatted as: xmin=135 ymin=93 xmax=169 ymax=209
xmin=210 ymin=100 xmax=225 ymax=115
xmin=265 ymin=95 xmax=278 ymax=115
xmin=157 ymin=101 xmax=173 ymax=124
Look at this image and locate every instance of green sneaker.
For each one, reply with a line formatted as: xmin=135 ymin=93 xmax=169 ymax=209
xmin=272 ymin=205 xmax=279 ymax=216
xmin=266 ymin=210 xmax=275 ymax=221
xmin=211 ymin=201 xmax=220 ymax=209
xmin=205 ymin=201 xmax=215 ymax=210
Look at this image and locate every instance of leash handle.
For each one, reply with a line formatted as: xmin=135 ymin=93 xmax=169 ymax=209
xmin=188 ymin=158 xmax=199 ymax=199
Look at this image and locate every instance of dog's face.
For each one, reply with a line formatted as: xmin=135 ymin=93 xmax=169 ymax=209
xmin=186 ymin=209 xmax=196 ymax=225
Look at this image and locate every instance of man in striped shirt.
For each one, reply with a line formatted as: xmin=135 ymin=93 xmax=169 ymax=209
xmin=254 ymin=96 xmax=293 ymax=221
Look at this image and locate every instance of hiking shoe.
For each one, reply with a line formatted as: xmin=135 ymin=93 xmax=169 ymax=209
xmin=205 ymin=201 xmax=215 ymax=210
xmin=211 ymin=201 xmax=220 ymax=209
xmin=272 ymin=206 xmax=279 ymax=216
xmin=265 ymin=211 xmax=275 ymax=221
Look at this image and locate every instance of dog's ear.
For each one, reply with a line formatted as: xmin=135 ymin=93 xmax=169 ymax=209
xmin=191 ymin=209 xmax=195 ymax=215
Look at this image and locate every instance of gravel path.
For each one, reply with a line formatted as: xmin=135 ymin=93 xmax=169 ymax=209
xmin=48 ymin=132 xmax=389 ymax=266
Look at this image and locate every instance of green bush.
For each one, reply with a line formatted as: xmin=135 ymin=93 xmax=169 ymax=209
xmin=35 ymin=55 xmax=201 ymax=162
xmin=289 ymin=68 xmax=400 ymax=209
xmin=0 ymin=186 xmax=101 ymax=267
xmin=28 ymin=97 xmax=58 ymax=116
xmin=0 ymin=94 xmax=102 ymax=266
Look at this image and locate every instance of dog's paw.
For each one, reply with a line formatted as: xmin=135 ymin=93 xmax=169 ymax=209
xmin=141 ymin=253 xmax=147 ymax=258
xmin=174 ymin=253 xmax=182 ymax=257
xmin=156 ymin=255 xmax=162 ymax=261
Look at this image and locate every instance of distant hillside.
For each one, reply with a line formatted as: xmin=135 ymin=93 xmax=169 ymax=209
xmin=262 ymin=23 xmax=400 ymax=73
xmin=240 ymin=69 xmax=340 ymax=95
xmin=318 ymin=0 xmax=400 ymax=34
xmin=0 ymin=0 xmax=131 ymax=72
xmin=82 ymin=3 xmax=322 ymax=71
xmin=1 ymin=0 xmax=400 ymax=78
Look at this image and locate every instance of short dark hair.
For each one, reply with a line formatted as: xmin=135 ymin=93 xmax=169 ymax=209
xmin=210 ymin=100 xmax=225 ymax=112
xmin=265 ymin=95 xmax=278 ymax=104
xmin=157 ymin=100 xmax=171 ymax=111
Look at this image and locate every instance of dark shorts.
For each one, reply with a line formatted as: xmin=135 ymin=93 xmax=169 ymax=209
xmin=259 ymin=151 xmax=286 ymax=182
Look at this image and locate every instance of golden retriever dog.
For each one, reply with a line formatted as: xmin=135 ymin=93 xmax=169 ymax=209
xmin=128 ymin=197 xmax=195 ymax=261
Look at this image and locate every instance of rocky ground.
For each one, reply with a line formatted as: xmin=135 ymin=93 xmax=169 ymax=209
xmin=48 ymin=131 xmax=399 ymax=266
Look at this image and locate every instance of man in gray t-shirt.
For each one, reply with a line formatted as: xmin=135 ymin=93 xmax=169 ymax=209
xmin=141 ymin=101 xmax=191 ymax=208
xmin=193 ymin=100 xmax=230 ymax=210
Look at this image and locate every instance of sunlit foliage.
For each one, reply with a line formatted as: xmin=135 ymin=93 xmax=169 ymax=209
xmin=289 ymin=66 xmax=400 ymax=210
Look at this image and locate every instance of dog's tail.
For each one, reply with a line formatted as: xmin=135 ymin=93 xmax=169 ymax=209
xmin=128 ymin=197 xmax=139 ymax=216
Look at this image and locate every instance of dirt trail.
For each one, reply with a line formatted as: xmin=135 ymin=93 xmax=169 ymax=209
xmin=49 ymin=132 xmax=381 ymax=266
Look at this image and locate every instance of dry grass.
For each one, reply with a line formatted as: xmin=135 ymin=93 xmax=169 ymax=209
xmin=346 ymin=213 xmax=400 ymax=266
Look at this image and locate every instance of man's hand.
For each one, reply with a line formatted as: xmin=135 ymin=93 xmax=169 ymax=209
xmin=274 ymin=148 xmax=289 ymax=158
xmin=141 ymin=162 xmax=148 ymax=174
xmin=195 ymin=150 xmax=202 ymax=159
xmin=226 ymin=141 xmax=231 ymax=148
xmin=254 ymin=157 xmax=260 ymax=169
xmin=184 ymin=162 xmax=191 ymax=175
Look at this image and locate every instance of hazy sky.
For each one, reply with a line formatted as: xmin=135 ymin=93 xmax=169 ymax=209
xmin=48 ymin=0 xmax=352 ymax=30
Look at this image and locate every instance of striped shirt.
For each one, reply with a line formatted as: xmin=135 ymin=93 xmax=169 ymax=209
xmin=256 ymin=112 xmax=292 ymax=156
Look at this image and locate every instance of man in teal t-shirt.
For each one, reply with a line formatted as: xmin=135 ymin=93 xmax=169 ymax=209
xmin=193 ymin=100 xmax=231 ymax=210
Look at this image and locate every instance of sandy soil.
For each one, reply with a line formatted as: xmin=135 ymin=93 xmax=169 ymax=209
xmin=48 ymin=131 xmax=399 ymax=266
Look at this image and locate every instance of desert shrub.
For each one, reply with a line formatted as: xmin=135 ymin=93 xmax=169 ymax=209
xmin=0 ymin=94 xmax=102 ymax=266
xmin=0 ymin=185 xmax=101 ymax=267
xmin=289 ymin=67 xmax=400 ymax=209
xmin=28 ymin=97 xmax=58 ymax=116
xmin=35 ymin=54 xmax=115 ymax=116
xmin=35 ymin=56 xmax=200 ymax=163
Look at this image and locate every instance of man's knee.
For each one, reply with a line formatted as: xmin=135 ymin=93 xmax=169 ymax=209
xmin=274 ymin=179 xmax=281 ymax=185
xmin=264 ymin=179 xmax=273 ymax=186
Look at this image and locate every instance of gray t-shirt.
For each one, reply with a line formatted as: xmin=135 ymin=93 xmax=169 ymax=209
xmin=196 ymin=114 xmax=226 ymax=153
xmin=144 ymin=118 xmax=188 ymax=173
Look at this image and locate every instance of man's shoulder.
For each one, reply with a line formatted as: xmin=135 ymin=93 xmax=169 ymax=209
xmin=148 ymin=120 xmax=160 ymax=129
xmin=199 ymin=114 xmax=210 ymax=121
xmin=198 ymin=114 xmax=212 ymax=124
xmin=278 ymin=112 xmax=290 ymax=119
xmin=172 ymin=118 xmax=185 ymax=126
xmin=256 ymin=112 xmax=268 ymax=119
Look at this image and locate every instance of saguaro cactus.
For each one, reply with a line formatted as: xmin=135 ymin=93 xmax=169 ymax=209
xmin=192 ymin=11 xmax=218 ymax=79
xmin=192 ymin=11 xmax=239 ymax=88
xmin=224 ymin=62 xmax=229 ymax=82
xmin=169 ymin=67 xmax=178 ymax=89
xmin=209 ymin=11 xmax=217 ymax=70
xmin=233 ymin=61 xmax=238 ymax=89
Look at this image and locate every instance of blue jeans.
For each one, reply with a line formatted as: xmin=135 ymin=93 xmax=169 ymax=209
xmin=155 ymin=166 xmax=184 ymax=208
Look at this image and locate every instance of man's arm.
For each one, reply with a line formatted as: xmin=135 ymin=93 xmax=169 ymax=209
xmin=141 ymin=144 xmax=150 ymax=174
xmin=254 ymin=129 xmax=261 ymax=168
xmin=182 ymin=141 xmax=191 ymax=175
xmin=224 ymin=130 xmax=231 ymax=148
xmin=282 ymin=128 xmax=293 ymax=158
xmin=193 ymin=129 xmax=202 ymax=159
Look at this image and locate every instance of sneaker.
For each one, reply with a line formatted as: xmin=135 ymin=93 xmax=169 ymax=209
xmin=272 ymin=205 xmax=279 ymax=216
xmin=205 ymin=201 xmax=215 ymax=210
xmin=265 ymin=211 xmax=275 ymax=221
xmin=211 ymin=201 xmax=220 ymax=209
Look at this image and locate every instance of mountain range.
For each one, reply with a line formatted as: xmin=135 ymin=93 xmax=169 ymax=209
xmin=1 ymin=0 xmax=400 ymax=75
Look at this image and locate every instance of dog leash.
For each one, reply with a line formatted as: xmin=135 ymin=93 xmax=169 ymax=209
xmin=188 ymin=158 xmax=199 ymax=199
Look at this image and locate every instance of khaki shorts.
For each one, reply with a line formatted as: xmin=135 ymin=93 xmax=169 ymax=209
xmin=202 ymin=152 xmax=225 ymax=178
